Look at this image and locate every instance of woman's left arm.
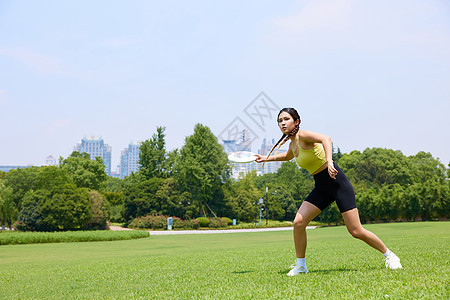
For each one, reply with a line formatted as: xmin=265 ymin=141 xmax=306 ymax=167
xmin=300 ymin=130 xmax=338 ymax=179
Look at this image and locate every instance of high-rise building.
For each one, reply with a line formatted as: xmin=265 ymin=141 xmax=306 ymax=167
xmin=238 ymin=129 xmax=252 ymax=151
xmin=223 ymin=140 xmax=238 ymax=153
xmin=45 ymin=155 xmax=57 ymax=166
xmin=223 ymin=137 xmax=288 ymax=180
xmin=120 ymin=142 xmax=141 ymax=179
xmin=258 ymin=138 xmax=287 ymax=175
xmin=74 ymin=136 xmax=112 ymax=176
xmin=110 ymin=164 xmax=121 ymax=178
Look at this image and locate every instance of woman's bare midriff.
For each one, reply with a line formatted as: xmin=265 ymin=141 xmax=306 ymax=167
xmin=311 ymin=162 xmax=328 ymax=176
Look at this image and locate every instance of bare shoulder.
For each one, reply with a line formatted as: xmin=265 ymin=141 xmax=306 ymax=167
xmin=298 ymin=129 xmax=318 ymax=138
xmin=298 ymin=129 xmax=330 ymax=144
xmin=298 ymin=129 xmax=318 ymax=142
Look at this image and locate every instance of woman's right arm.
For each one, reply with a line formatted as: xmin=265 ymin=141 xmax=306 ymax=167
xmin=255 ymin=150 xmax=294 ymax=163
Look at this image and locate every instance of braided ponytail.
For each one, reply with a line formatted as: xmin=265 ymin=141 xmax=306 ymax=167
xmin=262 ymin=108 xmax=301 ymax=168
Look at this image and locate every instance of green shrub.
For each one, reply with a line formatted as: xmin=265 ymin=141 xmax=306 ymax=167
xmin=109 ymin=204 xmax=125 ymax=223
xmin=222 ymin=217 xmax=233 ymax=225
xmin=209 ymin=217 xmax=228 ymax=228
xmin=152 ymin=216 xmax=167 ymax=229
xmin=128 ymin=215 xmax=167 ymax=229
xmin=196 ymin=217 xmax=210 ymax=227
xmin=128 ymin=215 xmax=200 ymax=230
xmin=172 ymin=217 xmax=184 ymax=229
xmin=184 ymin=219 xmax=200 ymax=229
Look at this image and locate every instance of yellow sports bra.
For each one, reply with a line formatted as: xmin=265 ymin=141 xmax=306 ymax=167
xmin=295 ymin=143 xmax=327 ymax=174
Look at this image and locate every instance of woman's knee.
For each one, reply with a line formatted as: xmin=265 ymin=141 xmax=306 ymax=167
xmin=348 ymin=227 xmax=366 ymax=239
xmin=293 ymin=214 xmax=307 ymax=230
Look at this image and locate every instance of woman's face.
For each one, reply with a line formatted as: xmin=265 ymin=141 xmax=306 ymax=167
xmin=278 ymin=111 xmax=298 ymax=134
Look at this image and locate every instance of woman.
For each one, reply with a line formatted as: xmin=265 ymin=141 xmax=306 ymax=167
xmin=255 ymin=108 xmax=402 ymax=276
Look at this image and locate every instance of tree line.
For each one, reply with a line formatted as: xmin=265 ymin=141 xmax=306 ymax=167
xmin=0 ymin=124 xmax=448 ymax=231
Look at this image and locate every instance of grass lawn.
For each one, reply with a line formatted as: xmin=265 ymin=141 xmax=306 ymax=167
xmin=0 ymin=222 xmax=448 ymax=299
xmin=0 ymin=230 xmax=149 ymax=245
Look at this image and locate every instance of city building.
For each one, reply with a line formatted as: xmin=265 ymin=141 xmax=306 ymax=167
xmin=110 ymin=165 xmax=121 ymax=178
xmin=222 ymin=135 xmax=288 ymax=180
xmin=258 ymin=138 xmax=287 ymax=175
xmin=74 ymin=136 xmax=112 ymax=176
xmin=223 ymin=140 xmax=238 ymax=153
xmin=238 ymin=129 xmax=252 ymax=151
xmin=120 ymin=142 xmax=141 ymax=179
xmin=45 ymin=155 xmax=57 ymax=166
xmin=0 ymin=165 xmax=33 ymax=172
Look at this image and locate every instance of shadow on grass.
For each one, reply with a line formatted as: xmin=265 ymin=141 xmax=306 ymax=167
xmin=232 ymin=270 xmax=255 ymax=274
xmin=278 ymin=267 xmax=359 ymax=275
xmin=308 ymin=268 xmax=359 ymax=274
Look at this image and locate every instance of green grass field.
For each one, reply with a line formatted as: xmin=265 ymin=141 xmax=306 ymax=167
xmin=0 ymin=222 xmax=448 ymax=299
xmin=0 ymin=230 xmax=149 ymax=245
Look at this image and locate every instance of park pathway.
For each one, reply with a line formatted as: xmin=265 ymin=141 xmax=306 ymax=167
xmin=109 ymin=225 xmax=133 ymax=231
xmin=109 ymin=225 xmax=317 ymax=235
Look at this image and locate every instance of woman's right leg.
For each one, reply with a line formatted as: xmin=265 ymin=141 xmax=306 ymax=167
xmin=293 ymin=201 xmax=321 ymax=258
xmin=342 ymin=208 xmax=387 ymax=253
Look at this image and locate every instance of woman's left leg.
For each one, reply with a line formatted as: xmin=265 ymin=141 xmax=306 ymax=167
xmin=341 ymin=208 xmax=387 ymax=253
xmin=334 ymin=165 xmax=402 ymax=269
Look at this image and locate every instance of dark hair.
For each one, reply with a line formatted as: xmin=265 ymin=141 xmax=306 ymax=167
xmin=263 ymin=108 xmax=301 ymax=166
xmin=278 ymin=107 xmax=301 ymax=124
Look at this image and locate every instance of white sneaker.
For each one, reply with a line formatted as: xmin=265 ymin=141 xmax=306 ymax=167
xmin=385 ymin=253 xmax=402 ymax=269
xmin=287 ymin=263 xmax=308 ymax=276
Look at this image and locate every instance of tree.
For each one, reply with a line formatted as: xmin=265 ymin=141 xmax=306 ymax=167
xmin=409 ymin=152 xmax=447 ymax=184
xmin=415 ymin=181 xmax=449 ymax=220
xmin=447 ymin=163 xmax=450 ymax=181
xmin=254 ymin=172 xmax=278 ymax=189
xmin=36 ymin=166 xmax=72 ymax=191
xmin=0 ymin=180 xmax=15 ymax=229
xmin=122 ymin=177 xmax=164 ymax=222
xmin=332 ymin=146 xmax=343 ymax=163
xmin=404 ymin=185 xmax=421 ymax=221
xmin=139 ymin=126 xmax=168 ymax=179
xmin=59 ymin=151 xmax=107 ymax=191
xmin=4 ymin=167 xmax=39 ymax=213
xmin=85 ymin=191 xmax=109 ymax=230
xmin=276 ymin=161 xmax=314 ymax=201
xmin=319 ymin=203 xmax=342 ymax=225
xmin=273 ymin=188 xmax=297 ymax=220
xmin=16 ymin=190 xmax=49 ymax=231
xmin=223 ymin=172 xmax=261 ymax=222
xmin=165 ymin=149 xmax=179 ymax=178
xmin=339 ymin=148 xmax=412 ymax=189
xmin=356 ymin=188 xmax=378 ymax=223
xmin=155 ymin=177 xmax=188 ymax=217
xmin=266 ymin=191 xmax=285 ymax=220
xmin=106 ymin=177 xmax=125 ymax=193
xmin=40 ymin=184 xmax=91 ymax=231
xmin=338 ymin=148 xmax=449 ymax=222
xmin=104 ymin=191 xmax=124 ymax=223
xmin=404 ymin=152 xmax=448 ymax=220
xmin=175 ymin=124 xmax=230 ymax=216
xmin=104 ymin=177 xmax=126 ymax=222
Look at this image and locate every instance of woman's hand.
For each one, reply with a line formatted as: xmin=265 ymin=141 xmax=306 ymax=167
xmin=254 ymin=154 xmax=266 ymax=163
xmin=327 ymin=160 xmax=338 ymax=179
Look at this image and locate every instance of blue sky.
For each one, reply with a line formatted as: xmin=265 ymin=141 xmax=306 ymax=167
xmin=1 ymin=0 xmax=449 ymax=170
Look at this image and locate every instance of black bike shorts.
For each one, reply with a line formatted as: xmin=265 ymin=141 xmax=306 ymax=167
xmin=304 ymin=163 xmax=357 ymax=213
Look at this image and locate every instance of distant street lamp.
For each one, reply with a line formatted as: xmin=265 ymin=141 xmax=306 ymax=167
xmin=265 ymin=187 xmax=268 ymax=225
xmin=259 ymin=198 xmax=264 ymax=226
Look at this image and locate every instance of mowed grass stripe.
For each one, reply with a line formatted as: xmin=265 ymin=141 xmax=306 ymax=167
xmin=0 ymin=230 xmax=149 ymax=245
xmin=0 ymin=222 xmax=448 ymax=299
